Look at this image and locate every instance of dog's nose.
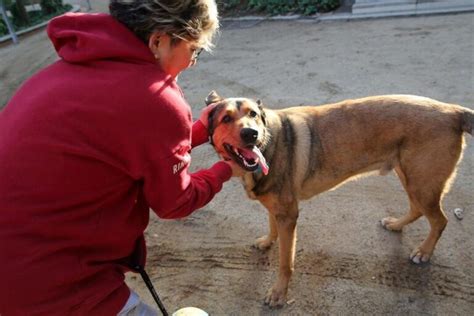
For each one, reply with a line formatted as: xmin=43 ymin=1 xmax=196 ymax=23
xmin=240 ymin=128 xmax=258 ymax=144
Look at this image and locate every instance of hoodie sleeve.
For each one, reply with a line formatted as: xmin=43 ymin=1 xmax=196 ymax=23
xmin=144 ymin=154 xmax=231 ymax=219
xmin=191 ymin=120 xmax=210 ymax=148
xmin=140 ymin=84 xmax=231 ymax=219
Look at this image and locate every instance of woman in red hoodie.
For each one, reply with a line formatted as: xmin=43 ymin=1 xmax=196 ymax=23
xmin=0 ymin=0 xmax=242 ymax=315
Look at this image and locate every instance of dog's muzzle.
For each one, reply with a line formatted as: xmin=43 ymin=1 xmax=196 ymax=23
xmin=240 ymin=127 xmax=258 ymax=145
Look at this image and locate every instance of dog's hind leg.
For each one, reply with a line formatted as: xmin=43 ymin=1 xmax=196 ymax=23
xmin=401 ymin=135 xmax=463 ymax=263
xmin=381 ymin=166 xmax=423 ymax=231
xmin=381 ymin=201 xmax=422 ymax=232
xmin=409 ymin=200 xmax=447 ymax=264
xmin=388 ymin=133 xmax=462 ymax=264
xmin=254 ymin=212 xmax=278 ymax=250
xmin=384 ymin=166 xmax=448 ymax=263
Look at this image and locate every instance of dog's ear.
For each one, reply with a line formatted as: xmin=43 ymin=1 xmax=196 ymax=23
xmin=206 ymin=91 xmax=223 ymax=105
xmin=207 ymin=104 xmax=222 ymax=145
xmin=256 ymin=99 xmax=267 ymax=126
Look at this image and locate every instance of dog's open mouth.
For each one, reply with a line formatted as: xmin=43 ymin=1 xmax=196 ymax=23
xmin=223 ymin=143 xmax=269 ymax=175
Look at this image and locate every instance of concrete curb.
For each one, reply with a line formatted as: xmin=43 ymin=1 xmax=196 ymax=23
xmin=324 ymin=0 xmax=474 ymax=21
xmin=0 ymin=4 xmax=80 ymax=44
xmin=222 ymin=2 xmax=474 ymax=23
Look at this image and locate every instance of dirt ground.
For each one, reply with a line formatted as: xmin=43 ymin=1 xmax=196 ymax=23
xmin=1 ymin=2 xmax=473 ymax=315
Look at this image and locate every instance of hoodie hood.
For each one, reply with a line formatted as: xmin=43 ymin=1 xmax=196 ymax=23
xmin=47 ymin=13 xmax=155 ymax=64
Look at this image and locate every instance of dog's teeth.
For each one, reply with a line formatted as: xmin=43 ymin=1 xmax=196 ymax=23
xmin=242 ymin=159 xmax=257 ymax=168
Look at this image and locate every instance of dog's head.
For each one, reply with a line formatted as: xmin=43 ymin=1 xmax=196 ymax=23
xmin=206 ymin=91 xmax=269 ymax=175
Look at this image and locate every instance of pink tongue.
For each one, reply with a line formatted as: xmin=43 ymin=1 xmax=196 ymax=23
xmin=239 ymin=147 xmax=269 ymax=175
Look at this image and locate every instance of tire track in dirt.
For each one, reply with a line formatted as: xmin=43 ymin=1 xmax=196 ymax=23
xmin=146 ymin=245 xmax=474 ymax=304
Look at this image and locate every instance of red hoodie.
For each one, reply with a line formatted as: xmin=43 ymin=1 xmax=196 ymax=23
xmin=0 ymin=13 xmax=231 ymax=315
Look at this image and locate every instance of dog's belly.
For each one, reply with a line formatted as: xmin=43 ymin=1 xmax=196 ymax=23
xmin=296 ymin=142 xmax=400 ymax=200
xmin=297 ymin=161 xmax=386 ymax=200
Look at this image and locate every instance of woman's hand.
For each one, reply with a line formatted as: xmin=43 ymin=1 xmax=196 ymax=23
xmin=223 ymin=160 xmax=245 ymax=177
xmin=198 ymin=102 xmax=218 ymax=129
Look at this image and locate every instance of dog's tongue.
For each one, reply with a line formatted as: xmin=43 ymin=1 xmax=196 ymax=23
xmin=240 ymin=147 xmax=269 ymax=175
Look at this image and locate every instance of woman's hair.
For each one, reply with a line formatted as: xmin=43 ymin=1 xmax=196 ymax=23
xmin=109 ymin=0 xmax=219 ymax=51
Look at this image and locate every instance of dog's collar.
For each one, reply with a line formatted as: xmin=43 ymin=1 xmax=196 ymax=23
xmin=254 ymin=164 xmax=263 ymax=176
xmin=208 ymin=132 xmax=215 ymax=146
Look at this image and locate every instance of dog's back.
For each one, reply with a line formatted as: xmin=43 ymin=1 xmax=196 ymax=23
xmin=263 ymin=95 xmax=472 ymax=199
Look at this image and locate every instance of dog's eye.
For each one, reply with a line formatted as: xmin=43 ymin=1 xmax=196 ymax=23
xmin=249 ymin=110 xmax=258 ymax=118
xmin=221 ymin=115 xmax=232 ymax=123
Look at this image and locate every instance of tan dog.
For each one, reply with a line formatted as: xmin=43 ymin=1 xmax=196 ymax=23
xmin=206 ymin=91 xmax=473 ymax=307
xmin=206 ymin=92 xmax=474 ymax=306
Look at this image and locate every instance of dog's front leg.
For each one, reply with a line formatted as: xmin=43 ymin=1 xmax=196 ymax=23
xmin=264 ymin=200 xmax=298 ymax=307
xmin=254 ymin=212 xmax=278 ymax=250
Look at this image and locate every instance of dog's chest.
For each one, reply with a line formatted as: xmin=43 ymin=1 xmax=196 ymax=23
xmin=241 ymin=173 xmax=258 ymax=200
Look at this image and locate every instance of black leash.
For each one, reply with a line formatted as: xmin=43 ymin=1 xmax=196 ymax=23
xmin=135 ymin=265 xmax=169 ymax=316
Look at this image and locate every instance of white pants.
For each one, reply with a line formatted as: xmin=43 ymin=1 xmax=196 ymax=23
xmin=117 ymin=289 xmax=159 ymax=316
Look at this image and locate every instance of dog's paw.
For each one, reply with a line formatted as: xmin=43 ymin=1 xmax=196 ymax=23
xmin=381 ymin=217 xmax=403 ymax=232
xmin=410 ymin=248 xmax=432 ymax=264
xmin=264 ymin=284 xmax=287 ymax=307
xmin=253 ymin=235 xmax=275 ymax=250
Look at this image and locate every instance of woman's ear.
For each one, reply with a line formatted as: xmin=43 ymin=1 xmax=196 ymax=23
xmin=148 ymin=32 xmax=162 ymax=59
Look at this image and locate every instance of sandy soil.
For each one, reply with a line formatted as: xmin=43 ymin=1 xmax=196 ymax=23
xmin=1 ymin=2 xmax=473 ymax=315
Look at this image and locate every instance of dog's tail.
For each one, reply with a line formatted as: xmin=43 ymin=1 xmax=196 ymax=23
xmin=461 ymin=107 xmax=474 ymax=135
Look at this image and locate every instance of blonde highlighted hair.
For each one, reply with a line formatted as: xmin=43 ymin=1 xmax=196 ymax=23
xmin=109 ymin=0 xmax=219 ymax=51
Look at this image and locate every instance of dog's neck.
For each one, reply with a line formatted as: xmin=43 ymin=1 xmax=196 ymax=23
xmin=243 ymin=109 xmax=284 ymax=198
